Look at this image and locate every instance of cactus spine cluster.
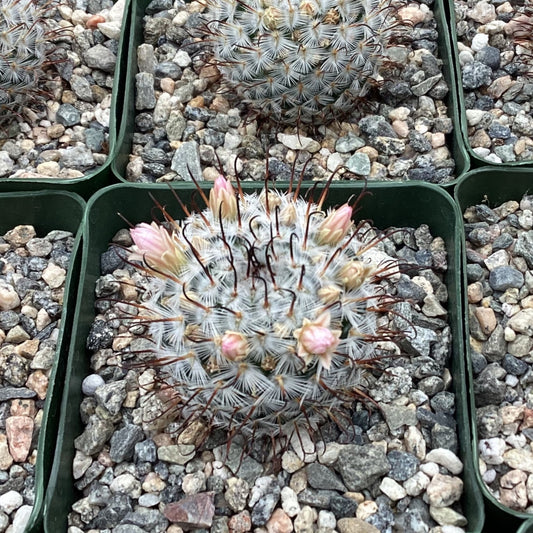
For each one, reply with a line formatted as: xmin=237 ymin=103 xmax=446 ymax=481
xmin=0 ymin=0 xmax=55 ymax=120
xmin=128 ymin=177 xmax=401 ymax=440
xmin=205 ymin=0 xmax=401 ymax=124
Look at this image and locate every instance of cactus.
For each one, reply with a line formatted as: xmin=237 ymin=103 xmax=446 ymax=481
xmin=126 ymin=176 xmax=404 ymax=442
xmin=0 ymin=0 xmax=57 ymax=122
xmin=204 ymin=0 xmax=404 ymax=125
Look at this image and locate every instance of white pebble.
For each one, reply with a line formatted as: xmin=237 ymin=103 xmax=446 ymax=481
xmin=482 ymin=469 xmax=497 ymax=484
xmin=473 ymin=147 xmax=491 ymax=158
xmin=0 ymin=491 xmax=23 ymax=514
xmin=317 ymin=442 xmax=343 ymax=465
xmin=506 ymin=434 xmax=527 ymax=449
xmin=441 ymin=527 xmax=468 ymax=533
xmin=404 ymin=471 xmax=430 ymax=496
xmin=471 ymin=33 xmax=489 ymax=52
xmin=484 ymin=153 xmax=503 ymax=164
xmin=11 ymin=505 xmax=33 ymax=533
xmin=459 ymin=50 xmax=474 ymax=66
xmin=317 ymin=510 xmax=336 ymax=529
xmin=479 ymin=438 xmax=506 ymax=465
xmin=420 ymin=462 xmax=440 ymax=477
xmin=506 ymin=375 xmax=519 ymax=387
xmin=281 ymin=450 xmax=304 ymax=473
xmin=425 ymin=449 xmax=463 ymax=475
xmin=281 ymin=486 xmax=300 ymax=517
xmin=82 ymin=374 xmax=105 ymax=396
xmin=379 ymin=477 xmax=406 ymax=500
xmin=138 ymin=493 xmax=160 ymax=507
xmin=174 ymin=50 xmax=192 ymax=67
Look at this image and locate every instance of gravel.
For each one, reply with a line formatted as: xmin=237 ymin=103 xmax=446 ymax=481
xmin=0 ymin=0 xmax=125 ymax=181
xmin=67 ymin=207 xmax=468 ymax=532
xmin=454 ymin=0 xmax=533 ymax=163
xmin=125 ymin=0 xmax=457 ymax=184
xmin=0 ymin=225 xmax=74 ymax=531
xmin=465 ymin=195 xmax=533 ymax=512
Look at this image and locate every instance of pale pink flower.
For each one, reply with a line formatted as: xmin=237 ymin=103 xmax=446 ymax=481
xmin=220 ymin=331 xmax=249 ymax=361
xmin=293 ymin=312 xmax=341 ymax=370
xmin=130 ymin=222 xmax=185 ymax=275
xmin=316 ymin=204 xmax=353 ymax=245
xmin=338 ymin=260 xmax=375 ymax=290
xmin=209 ymin=175 xmax=237 ymax=220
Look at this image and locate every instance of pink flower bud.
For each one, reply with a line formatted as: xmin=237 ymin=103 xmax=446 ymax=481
xmin=293 ymin=312 xmax=341 ymax=370
xmin=316 ymin=204 xmax=353 ymax=245
xmin=209 ymin=176 xmax=237 ymax=220
xmin=130 ymin=222 xmax=185 ymax=275
xmin=221 ymin=331 xmax=249 ymax=361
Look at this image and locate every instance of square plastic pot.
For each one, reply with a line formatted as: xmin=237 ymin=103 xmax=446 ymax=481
xmin=518 ymin=517 xmax=533 ymax=533
xmin=446 ymin=1 xmax=532 ymax=169
xmin=455 ymin=167 xmax=533 ymax=532
xmin=44 ymin=181 xmax=483 ymax=532
xmin=0 ymin=0 xmax=132 ymax=199
xmin=0 ymin=191 xmax=85 ymax=533
xmin=111 ymin=0 xmax=470 ymax=186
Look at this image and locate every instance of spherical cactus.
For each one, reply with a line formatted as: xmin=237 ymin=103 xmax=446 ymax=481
xmin=128 ymin=177 xmax=402 ymax=441
xmin=0 ymin=0 xmax=56 ymax=121
xmin=205 ymin=0 xmax=402 ymax=124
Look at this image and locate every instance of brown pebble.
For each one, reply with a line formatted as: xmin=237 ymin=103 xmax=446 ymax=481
xmin=474 ymin=307 xmax=497 ymax=335
xmin=521 ymin=407 xmax=533 ymax=429
xmin=15 ymin=339 xmax=40 ymax=358
xmin=97 ymin=449 xmax=113 ymax=467
xmin=501 ymin=469 xmax=528 ymax=488
xmin=86 ymin=14 xmax=106 ymax=29
xmin=266 ymin=508 xmax=293 ymax=533
xmin=164 ymin=492 xmax=215 ymax=528
xmin=0 ymin=434 xmax=13 ymax=470
xmin=199 ymin=64 xmax=221 ymax=84
xmin=10 ymin=399 xmax=36 ymax=418
xmin=153 ymin=433 xmax=174 ymax=447
xmin=5 ymin=416 xmax=34 ymax=462
xmin=500 ymin=482 xmax=528 ymax=510
xmin=61 ymin=90 xmax=77 ymax=105
xmin=228 ymin=510 xmax=252 ymax=533
xmin=26 ymin=370 xmax=49 ymax=400
xmin=4 ymin=225 xmax=36 ymax=247
xmin=209 ymin=95 xmax=230 ymax=113
xmin=188 ymin=95 xmax=204 ymax=108
xmin=47 ymin=124 xmax=66 ymax=139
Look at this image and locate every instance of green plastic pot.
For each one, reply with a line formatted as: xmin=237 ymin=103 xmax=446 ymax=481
xmin=111 ymin=0 xmax=470 ymax=186
xmin=0 ymin=0 xmax=132 ymax=200
xmin=447 ymin=2 xmax=532 ymax=169
xmin=518 ymin=517 xmax=533 ymax=533
xmin=0 ymin=191 xmax=85 ymax=533
xmin=455 ymin=167 xmax=533 ymax=532
xmin=45 ymin=181 xmax=483 ymax=532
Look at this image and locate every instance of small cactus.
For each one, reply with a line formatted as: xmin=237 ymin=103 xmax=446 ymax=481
xmin=0 ymin=0 xmax=58 ymax=122
xmin=204 ymin=0 xmax=405 ymax=125
xmin=126 ymin=177 xmax=404 ymax=442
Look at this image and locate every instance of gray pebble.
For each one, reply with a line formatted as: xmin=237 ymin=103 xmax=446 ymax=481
xmin=83 ymin=44 xmax=117 ymax=73
xmin=56 ymin=104 xmax=81 ymax=127
xmin=462 ymin=61 xmax=492 ymax=89
xmin=488 ymin=266 xmax=524 ymax=291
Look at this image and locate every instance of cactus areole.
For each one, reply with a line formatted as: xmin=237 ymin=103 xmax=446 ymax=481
xmin=205 ymin=0 xmax=401 ymax=124
xmin=128 ymin=178 xmax=403 ymax=441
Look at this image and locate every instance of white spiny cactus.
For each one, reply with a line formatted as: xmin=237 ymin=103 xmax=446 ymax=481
xmin=205 ymin=0 xmax=403 ymax=124
xmin=128 ymin=177 xmax=402 ymax=440
xmin=0 ymin=0 xmax=56 ymax=120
